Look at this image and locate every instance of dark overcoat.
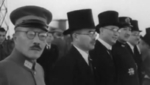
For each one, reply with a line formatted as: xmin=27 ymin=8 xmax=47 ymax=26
xmin=90 ymin=40 xmax=117 ymax=85
xmin=51 ymin=46 xmax=96 ymax=85
xmin=112 ymin=41 xmax=140 ymax=85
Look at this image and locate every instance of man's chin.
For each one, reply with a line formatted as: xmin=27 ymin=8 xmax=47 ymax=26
xmin=89 ymin=45 xmax=95 ymax=50
xmin=27 ymin=53 xmax=42 ymax=60
xmin=28 ymin=55 xmax=40 ymax=60
xmin=112 ymin=40 xmax=117 ymax=44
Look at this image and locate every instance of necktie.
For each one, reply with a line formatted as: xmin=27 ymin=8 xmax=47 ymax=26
xmin=88 ymin=55 xmax=94 ymax=74
xmin=134 ymin=46 xmax=143 ymax=85
xmin=134 ymin=46 xmax=140 ymax=56
xmin=134 ymin=46 xmax=141 ymax=69
xmin=107 ymin=49 xmax=113 ymax=59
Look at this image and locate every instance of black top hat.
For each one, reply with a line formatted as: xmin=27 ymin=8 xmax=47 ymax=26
xmin=63 ymin=9 xmax=95 ymax=35
xmin=141 ymin=27 xmax=150 ymax=46
xmin=10 ymin=5 xmax=52 ymax=31
xmin=119 ymin=17 xmax=132 ymax=28
xmin=131 ymin=20 xmax=141 ymax=32
xmin=96 ymin=10 xmax=120 ymax=33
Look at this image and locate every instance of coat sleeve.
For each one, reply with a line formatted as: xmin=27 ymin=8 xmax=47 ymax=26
xmin=51 ymin=56 xmax=74 ymax=85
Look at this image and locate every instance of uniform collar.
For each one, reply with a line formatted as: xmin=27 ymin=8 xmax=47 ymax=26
xmin=127 ymin=42 xmax=134 ymax=53
xmin=98 ymin=37 xmax=112 ymax=50
xmin=73 ymin=45 xmax=89 ymax=65
xmin=8 ymin=48 xmax=35 ymax=70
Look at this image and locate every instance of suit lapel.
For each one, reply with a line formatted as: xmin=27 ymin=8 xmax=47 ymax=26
xmin=70 ymin=46 xmax=96 ymax=76
xmin=96 ymin=40 xmax=113 ymax=60
xmin=125 ymin=43 xmax=134 ymax=56
xmin=69 ymin=46 xmax=89 ymax=67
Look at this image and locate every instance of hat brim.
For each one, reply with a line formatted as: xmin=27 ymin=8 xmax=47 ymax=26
xmin=63 ymin=27 xmax=96 ymax=35
xmin=16 ymin=24 xmax=48 ymax=32
xmin=96 ymin=23 xmax=121 ymax=33
xmin=120 ymin=23 xmax=133 ymax=28
xmin=15 ymin=21 xmax=49 ymax=32
xmin=63 ymin=29 xmax=73 ymax=35
xmin=132 ymin=30 xmax=142 ymax=32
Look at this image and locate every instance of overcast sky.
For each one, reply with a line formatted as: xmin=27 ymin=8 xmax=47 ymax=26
xmin=6 ymin=0 xmax=150 ymax=35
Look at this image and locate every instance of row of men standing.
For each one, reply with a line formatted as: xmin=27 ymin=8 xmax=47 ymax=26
xmin=0 ymin=5 xmax=150 ymax=85
xmin=50 ymin=10 xmax=148 ymax=85
xmin=90 ymin=12 xmax=142 ymax=85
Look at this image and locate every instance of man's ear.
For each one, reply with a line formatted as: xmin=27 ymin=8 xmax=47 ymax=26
xmin=99 ymin=27 xmax=104 ymax=33
xmin=72 ymin=33 xmax=77 ymax=40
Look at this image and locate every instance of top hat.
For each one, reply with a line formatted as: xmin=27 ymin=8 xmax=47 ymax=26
xmin=10 ymin=5 xmax=52 ymax=31
xmin=131 ymin=20 xmax=141 ymax=32
xmin=63 ymin=9 xmax=95 ymax=35
xmin=141 ymin=27 xmax=150 ymax=46
xmin=119 ymin=17 xmax=132 ymax=28
xmin=96 ymin=10 xmax=120 ymax=33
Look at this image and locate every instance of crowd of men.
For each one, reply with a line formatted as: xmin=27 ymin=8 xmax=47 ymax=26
xmin=0 ymin=5 xmax=150 ymax=85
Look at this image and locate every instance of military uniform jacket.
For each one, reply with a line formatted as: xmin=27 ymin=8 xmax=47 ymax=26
xmin=51 ymin=46 xmax=96 ymax=85
xmin=112 ymin=41 xmax=140 ymax=85
xmin=0 ymin=49 xmax=45 ymax=85
xmin=90 ymin=40 xmax=117 ymax=85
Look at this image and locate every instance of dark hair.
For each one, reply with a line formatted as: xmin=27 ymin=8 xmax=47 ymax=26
xmin=0 ymin=27 xmax=6 ymax=32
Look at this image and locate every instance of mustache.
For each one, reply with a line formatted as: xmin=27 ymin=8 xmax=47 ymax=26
xmin=30 ymin=44 xmax=42 ymax=50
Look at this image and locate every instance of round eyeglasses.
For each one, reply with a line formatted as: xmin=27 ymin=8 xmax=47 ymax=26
xmin=16 ymin=31 xmax=48 ymax=41
xmin=76 ymin=31 xmax=97 ymax=37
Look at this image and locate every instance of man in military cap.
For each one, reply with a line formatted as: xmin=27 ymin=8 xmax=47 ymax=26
xmin=126 ymin=20 xmax=143 ymax=85
xmin=51 ymin=9 xmax=97 ymax=85
xmin=0 ymin=27 xmax=14 ymax=61
xmin=0 ymin=5 xmax=52 ymax=85
xmin=112 ymin=17 xmax=140 ymax=85
xmin=90 ymin=10 xmax=120 ymax=85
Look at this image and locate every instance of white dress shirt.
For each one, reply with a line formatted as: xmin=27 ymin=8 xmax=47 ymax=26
xmin=74 ymin=45 xmax=89 ymax=65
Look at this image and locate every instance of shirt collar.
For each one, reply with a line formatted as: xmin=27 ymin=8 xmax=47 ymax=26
xmin=73 ymin=45 xmax=89 ymax=65
xmin=127 ymin=42 xmax=134 ymax=53
xmin=98 ymin=37 xmax=112 ymax=50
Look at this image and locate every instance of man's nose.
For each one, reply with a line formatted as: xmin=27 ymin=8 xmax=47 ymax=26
xmin=127 ymin=31 xmax=131 ymax=35
xmin=33 ymin=35 xmax=41 ymax=43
